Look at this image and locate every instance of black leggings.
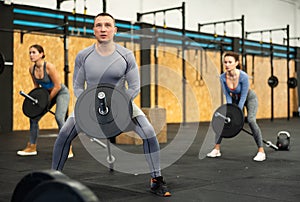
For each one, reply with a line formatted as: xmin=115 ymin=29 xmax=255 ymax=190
xmin=52 ymin=115 xmax=161 ymax=178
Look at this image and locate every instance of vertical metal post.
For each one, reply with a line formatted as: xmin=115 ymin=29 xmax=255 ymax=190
xmin=182 ymin=2 xmax=186 ymax=124
xmin=287 ymin=24 xmax=290 ymax=120
xmin=154 ymin=27 xmax=158 ymax=107
xmin=296 ymin=48 xmax=300 ymax=117
xmin=241 ymin=15 xmax=246 ymax=71
xmin=139 ymin=26 xmax=151 ymax=108
xmin=220 ymin=47 xmax=224 ymax=105
xmin=63 ymin=16 xmax=69 ymax=119
xmin=102 ymin=0 xmax=106 ymax=12
xmin=270 ymin=42 xmax=274 ymax=121
xmin=63 ymin=16 xmax=69 ymax=88
xmin=252 ymin=55 xmax=255 ymax=85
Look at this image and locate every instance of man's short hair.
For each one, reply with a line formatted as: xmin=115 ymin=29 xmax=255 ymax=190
xmin=94 ymin=13 xmax=115 ymax=22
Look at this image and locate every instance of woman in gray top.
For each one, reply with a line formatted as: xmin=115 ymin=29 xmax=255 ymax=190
xmin=17 ymin=44 xmax=71 ymax=158
xmin=51 ymin=13 xmax=171 ymax=197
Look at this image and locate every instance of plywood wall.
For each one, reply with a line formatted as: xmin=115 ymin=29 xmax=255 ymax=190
xmin=13 ymin=33 xmax=141 ymax=131
xmin=12 ymin=33 xmax=298 ymax=130
xmin=245 ymin=55 xmax=296 ymax=118
xmin=13 ymin=32 xmax=65 ymax=131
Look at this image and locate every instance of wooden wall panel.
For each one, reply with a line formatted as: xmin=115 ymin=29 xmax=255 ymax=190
xmin=245 ymin=55 xmax=296 ymax=119
xmin=152 ymin=48 xmax=220 ymax=123
xmin=13 ymin=34 xmax=142 ymax=130
xmin=12 ymin=33 xmax=298 ymax=130
xmin=13 ymin=32 xmax=65 ymax=130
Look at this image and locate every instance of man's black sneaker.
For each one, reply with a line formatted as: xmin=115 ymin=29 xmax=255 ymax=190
xmin=150 ymin=176 xmax=171 ymax=197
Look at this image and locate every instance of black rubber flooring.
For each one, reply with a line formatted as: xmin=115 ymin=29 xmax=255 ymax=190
xmin=0 ymin=118 xmax=299 ymax=202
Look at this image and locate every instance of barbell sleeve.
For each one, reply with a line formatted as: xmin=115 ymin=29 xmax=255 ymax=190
xmin=264 ymin=140 xmax=279 ymax=150
xmin=89 ymin=138 xmax=115 ymax=171
xmin=242 ymin=129 xmax=278 ymax=151
xmin=214 ymin=112 xmax=231 ymax=123
xmin=20 ymin=91 xmax=38 ymax=104
xmin=90 ymin=138 xmax=107 ymax=148
xmin=98 ymin=92 xmax=109 ymax=115
xmin=106 ymin=139 xmax=115 ymax=171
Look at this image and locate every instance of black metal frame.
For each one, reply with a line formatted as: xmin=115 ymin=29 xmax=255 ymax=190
xmin=198 ymin=15 xmax=245 ymax=70
xmin=1 ymin=2 xmax=299 ymax=123
xmin=136 ymin=2 xmax=187 ymax=124
xmin=246 ymin=25 xmax=290 ymax=120
xmin=197 ymin=16 xmax=245 ymax=106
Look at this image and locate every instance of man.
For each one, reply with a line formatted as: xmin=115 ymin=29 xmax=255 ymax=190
xmin=51 ymin=13 xmax=171 ymax=197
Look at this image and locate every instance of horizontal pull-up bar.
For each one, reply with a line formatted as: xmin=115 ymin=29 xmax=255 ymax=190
xmin=20 ymin=22 xmax=68 ymax=43
xmin=0 ymin=28 xmax=15 ymax=33
xmin=246 ymin=26 xmax=288 ymax=36
xmin=21 ymin=23 xmax=67 ymax=34
xmin=284 ymin=37 xmax=300 ymax=41
xmin=137 ymin=3 xmax=183 ymax=21
xmin=197 ymin=15 xmax=245 ymax=71
xmin=198 ymin=15 xmax=244 ymax=31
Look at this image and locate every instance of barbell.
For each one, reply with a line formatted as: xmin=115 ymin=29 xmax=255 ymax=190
xmin=20 ymin=84 xmax=133 ymax=138
xmin=0 ymin=51 xmax=14 ymax=75
xmin=20 ymin=87 xmax=54 ymax=119
xmin=211 ymin=103 xmax=279 ymax=150
xmin=19 ymin=84 xmax=129 ymax=170
xmin=74 ymin=84 xmax=133 ymax=171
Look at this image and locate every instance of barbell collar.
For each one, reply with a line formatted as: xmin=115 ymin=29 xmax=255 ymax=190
xmin=98 ymin=91 xmax=109 ymax=115
xmin=106 ymin=155 xmax=115 ymax=164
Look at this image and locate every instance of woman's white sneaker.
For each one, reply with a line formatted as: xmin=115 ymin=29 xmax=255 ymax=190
xmin=253 ymin=152 xmax=266 ymax=161
xmin=207 ymin=149 xmax=221 ymax=158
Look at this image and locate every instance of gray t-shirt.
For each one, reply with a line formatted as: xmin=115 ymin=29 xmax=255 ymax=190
xmin=73 ymin=43 xmax=144 ymax=117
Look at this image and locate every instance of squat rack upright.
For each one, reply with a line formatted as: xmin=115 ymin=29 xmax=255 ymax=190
xmin=246 ymin=25 xmax=291 ymax=120
xmin=137 ymin=2 xmax=187 ymax=124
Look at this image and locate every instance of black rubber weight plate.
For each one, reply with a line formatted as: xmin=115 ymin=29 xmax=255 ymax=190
xmin=22 ymin=88 xmax=50 ymax=119
xmin=11 ymin=170 xmax=68 ymax=202
xmin=212 ymin=103 xmax=244 ymax=138
xmin=23 ymin=179 xmax=100 ymax=202
xmin=75 ymin=84 xmax=133 ymax=139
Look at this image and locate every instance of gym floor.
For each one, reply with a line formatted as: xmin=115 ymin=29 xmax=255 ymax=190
xmin=0 ymin=118 xmax=299 ymax=202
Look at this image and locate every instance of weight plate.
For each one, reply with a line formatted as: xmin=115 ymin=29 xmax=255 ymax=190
xmin=212 ymin=104 xmax=244 ymax=138
xmin=22 ymin=88 xmax=50 ymax=119
xmin=75 ymin=84 xmax=133 ymax=139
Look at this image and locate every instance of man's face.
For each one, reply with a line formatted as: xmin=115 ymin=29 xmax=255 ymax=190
xmin=93 ymin=15 xmax=117 ymax=43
